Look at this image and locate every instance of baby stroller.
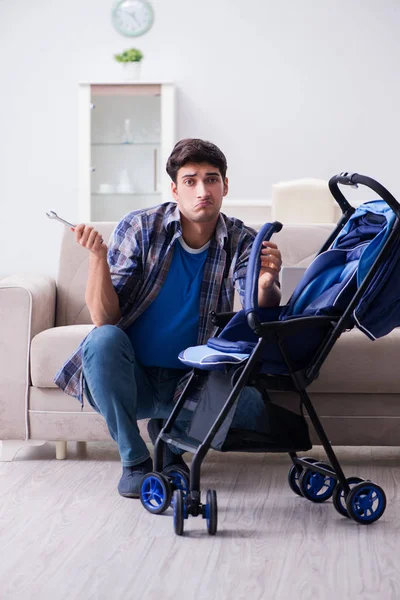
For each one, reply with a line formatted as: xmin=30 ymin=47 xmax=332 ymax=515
xmin=140 ymin=172 xmax=400 ymax=536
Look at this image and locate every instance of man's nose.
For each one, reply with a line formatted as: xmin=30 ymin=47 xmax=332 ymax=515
xmin=196 ymin=182 xmax=210 ymax=198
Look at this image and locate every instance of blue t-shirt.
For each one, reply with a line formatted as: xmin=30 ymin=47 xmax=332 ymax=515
xmin=126 ymin=237 xmax=209 ymax=369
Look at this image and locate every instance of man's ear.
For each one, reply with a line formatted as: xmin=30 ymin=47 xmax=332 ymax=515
xmin=223 ymin=177 xmax=229 ymax=197
xmin=171 ymin=180 xmax=179 ymax=200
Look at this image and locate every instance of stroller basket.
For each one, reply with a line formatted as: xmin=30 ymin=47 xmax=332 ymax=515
xmin=186 ymin=370 xmax=312 ymax=453
xmin=140 ymin=172 xmax=399 ymax=535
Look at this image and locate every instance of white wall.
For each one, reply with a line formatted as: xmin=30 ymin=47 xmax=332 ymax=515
xmin=1 ymin=0 xmax=399 ymax=277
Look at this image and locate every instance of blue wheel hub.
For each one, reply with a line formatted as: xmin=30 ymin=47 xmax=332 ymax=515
xmin=141 ymin=476 xmax=167 ymax=511
xmin=351 ymin=486 xmax=384 ymax=521
xmin=169 ymin=471 xmax=189 ymax=497
xmin=205 ymin=503 xmax=210 ymax=522
xmin=308 ymin=472 xmax=332 ymax=497
xmin=303 ymin=467 xmax=336 ymax=500
xmin=309 ymin=472 xmax=325 ymax=494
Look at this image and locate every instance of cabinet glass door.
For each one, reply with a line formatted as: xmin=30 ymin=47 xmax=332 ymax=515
xmin=90 ymin=85 xmax=163 ymax=221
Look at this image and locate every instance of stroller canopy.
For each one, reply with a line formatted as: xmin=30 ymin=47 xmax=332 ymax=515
xmin=286 ymin=200 xmax=399 ymax=339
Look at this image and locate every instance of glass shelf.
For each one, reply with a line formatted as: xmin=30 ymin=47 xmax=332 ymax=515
xmin=92 ymin=192 xmax=161 ymax=196
xmin=91 ymin=142 xmax=161 ymax=146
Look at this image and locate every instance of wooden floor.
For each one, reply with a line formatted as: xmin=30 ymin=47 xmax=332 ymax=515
xmin=1 ymin=442 xmax=400 ymax=600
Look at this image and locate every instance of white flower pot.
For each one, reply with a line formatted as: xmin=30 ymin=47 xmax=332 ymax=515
xmin=121 ymin=61 xmax=141 ymax=81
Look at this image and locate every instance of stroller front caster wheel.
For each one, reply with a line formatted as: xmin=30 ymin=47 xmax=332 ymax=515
xmin=140 ymin=473 xmax=172 ymax=515
xmin=288 ymin=457 xmax=319 ymax=497
xmin=203 ymin=489 xmax=218 ymax=535
xmin=298 ymin=462 xmax=336 ymax=503
xmin=332 ymin=476 xmax=364 ymax=518
xmin=345 ymin=481 xmax=387 ymax=524
xmin=173 ymin=489 xmax=185 ymax=536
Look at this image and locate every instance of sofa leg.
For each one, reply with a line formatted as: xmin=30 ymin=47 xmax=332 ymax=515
xmin=76 ymin=441 xmax=87 ymax=454
xmin=55 ymin=441 xmax=67 ymax=460
xmin=0 ymin=440 xmax=27 ymax=461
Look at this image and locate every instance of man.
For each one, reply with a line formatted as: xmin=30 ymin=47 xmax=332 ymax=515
xmin=54 ymin=138 xmax=282 ymax=498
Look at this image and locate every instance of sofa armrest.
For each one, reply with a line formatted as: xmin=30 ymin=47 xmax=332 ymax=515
xmin=0 ymin=275 xmax=56 ymax=440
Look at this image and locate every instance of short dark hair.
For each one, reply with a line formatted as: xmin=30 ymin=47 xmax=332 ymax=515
xmin=166 ymin=138 xmax=227 ymax=183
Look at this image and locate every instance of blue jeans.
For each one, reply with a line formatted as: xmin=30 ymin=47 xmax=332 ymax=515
xmin=82 ymin=325 xmax=266 ymax=467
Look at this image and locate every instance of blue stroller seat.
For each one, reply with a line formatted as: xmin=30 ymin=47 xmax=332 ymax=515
xmin=140 ymin=172 xmax=400 ymax=536
xmin=179 ymin=199 xmax=398 ymax=375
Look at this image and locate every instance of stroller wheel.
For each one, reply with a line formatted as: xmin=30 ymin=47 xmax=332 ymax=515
xmin=162 ymin=464 xmax=190 ymax=499
xmin=298 ymin=462 xmax=336 ymax=503
xmin=332 ymin=476 xmax=364 ymax=518
xmin=345 ymin=481 xmax=387 ymax=524
xmin=173 ymin=489 xmax=185 ymax=536
xmin=203 ymin=489 xmax=218 ymax=535
xmin=288 ymin=457 xmax=319 ymax=497
xmin=140 ymin=473 xmax=172 ymax=515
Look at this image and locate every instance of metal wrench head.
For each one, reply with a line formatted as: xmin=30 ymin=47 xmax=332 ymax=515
xmin=46 ymin=211 xmax=76 ymax=228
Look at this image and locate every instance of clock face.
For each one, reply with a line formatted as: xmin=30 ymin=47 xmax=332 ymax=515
xmin=112 ymin=0 xmax=154 ymax=37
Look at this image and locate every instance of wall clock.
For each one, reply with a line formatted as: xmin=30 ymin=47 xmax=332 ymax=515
xmin=112 ymin=0 xmax=154 ymax=37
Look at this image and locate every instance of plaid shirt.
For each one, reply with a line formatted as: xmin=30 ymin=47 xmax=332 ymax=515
xmin=54 ymin=202 xmax=257 ymax=407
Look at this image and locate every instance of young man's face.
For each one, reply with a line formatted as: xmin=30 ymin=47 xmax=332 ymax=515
xmin=171 ymin=162 xmax=228 ymax=224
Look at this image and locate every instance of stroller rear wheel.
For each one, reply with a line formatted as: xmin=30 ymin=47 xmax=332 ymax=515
xmin=298 ymin=462 xmax=336 ymax=503
xmin=173 ymin=489 xmax=185 ymax=536
xmin=332 ymin=476 xmax=364 ymax=518
xmin=288 ymin=457 xmax=319 ymax=497
xmin=140 ymin=473 xmax=172 ymax=515
xmin=203 ymin=489 xmax=218 ymax=535
xmin=345 ymin=481 xmax=387 ymax=524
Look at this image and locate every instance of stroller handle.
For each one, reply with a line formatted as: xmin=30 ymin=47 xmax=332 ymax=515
xmin=245 ymin=221 xmax=283 ymax=332
xmin=329 ymin=172 xmax=400 ymax=219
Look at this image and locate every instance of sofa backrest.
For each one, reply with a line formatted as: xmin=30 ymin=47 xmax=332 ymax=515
xmin=55 ymin=220 xmax=336 ymax=327
xmin=273 ymin=223 xmax=335 ymax=266
xmin=56 ymin=222 xmax=116 ymax=327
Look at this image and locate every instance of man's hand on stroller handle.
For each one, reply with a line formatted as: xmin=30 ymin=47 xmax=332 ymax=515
xmin=259 ymin=241 xmax=282 ymax=289
xmin=257 ymin=241 xmax=282 ymax=308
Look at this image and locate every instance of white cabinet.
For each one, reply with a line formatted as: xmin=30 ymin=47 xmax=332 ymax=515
xmin=78 ymin=82 xmax=176 ymax=222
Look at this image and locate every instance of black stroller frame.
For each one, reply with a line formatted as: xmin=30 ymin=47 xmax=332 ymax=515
xmin=140 ymin=173 xmax=400 ymax=535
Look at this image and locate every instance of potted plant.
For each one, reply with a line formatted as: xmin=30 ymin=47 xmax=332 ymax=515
xmin=114 ymin=48 xmax=144 ymax=80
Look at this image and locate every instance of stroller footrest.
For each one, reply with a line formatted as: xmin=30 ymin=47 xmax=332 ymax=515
xmin=159 ymin=433 xmax=200 ymax=454
xmin=178 ymin=344 xmax=250 ymax=370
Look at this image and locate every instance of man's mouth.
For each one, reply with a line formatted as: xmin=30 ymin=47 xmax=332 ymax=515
xmin=195 ymin=200 xmax=212 ymax=208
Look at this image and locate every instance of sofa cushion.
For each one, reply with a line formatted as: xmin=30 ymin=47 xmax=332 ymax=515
xmin=310 ymin=327 xmax=400 ymax=393
xmin=31 ymin=323 xmax=400 ymax=394
xmin=31 ymin=325 xmax=94 ymax=387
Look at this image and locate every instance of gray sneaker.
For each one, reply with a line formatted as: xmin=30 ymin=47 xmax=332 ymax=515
xmin=118 ymin=457 xmax=153 ymax=498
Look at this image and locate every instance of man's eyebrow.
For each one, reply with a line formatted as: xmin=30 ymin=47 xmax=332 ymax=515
xmin=180 ymin=172 xmax=221 ymax=179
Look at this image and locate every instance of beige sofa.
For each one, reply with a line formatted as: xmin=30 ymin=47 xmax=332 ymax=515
xmin=2 ymin=220 xmax=400 ymax=462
